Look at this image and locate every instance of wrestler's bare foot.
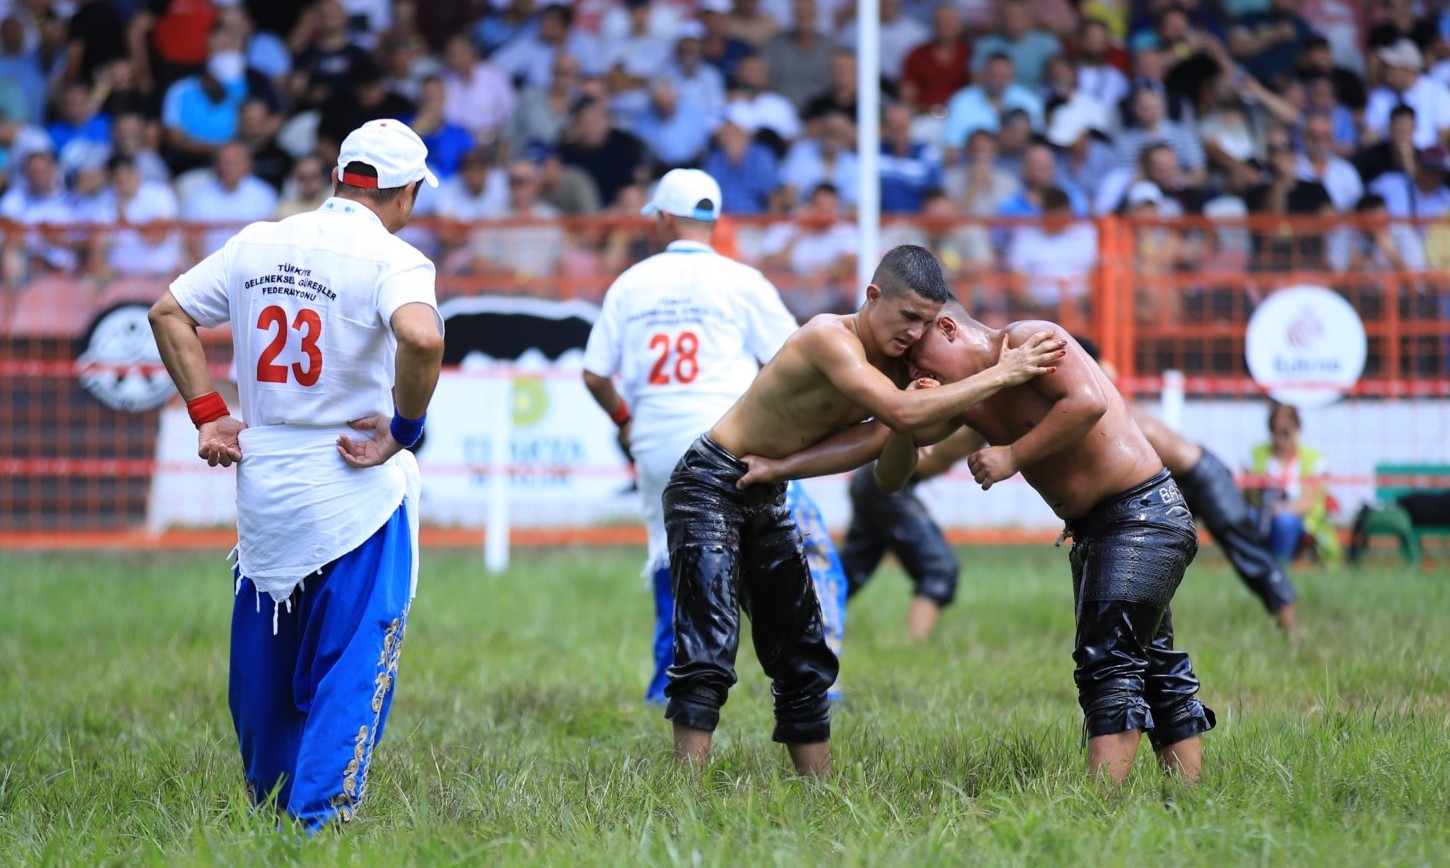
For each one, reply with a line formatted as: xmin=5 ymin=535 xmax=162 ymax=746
xmin=787 ymin=742 xmax=832 ymax=778
xmin=1155 ymin=735 xmax=1203 ymax=782
xmin=674 ymin=723 xmax=712 ymax=771
xmin=906 ymin=596 xmax=941 ymax=640
xmin=1087 ymin=730 xmax=1141 ymax=785
xmin=1274 ymin=602 xmax=1301 ymax=646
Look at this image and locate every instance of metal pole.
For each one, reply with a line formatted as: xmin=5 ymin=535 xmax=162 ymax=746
xmin=855 ymin=0 xmax=881 ymax=305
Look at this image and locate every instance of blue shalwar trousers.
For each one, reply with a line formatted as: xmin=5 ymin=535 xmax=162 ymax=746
xmin=229 ymin=503 xmax=412 ymax=832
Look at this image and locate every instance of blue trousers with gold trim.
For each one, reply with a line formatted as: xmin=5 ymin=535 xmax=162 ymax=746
xmin=229 ymin=504 xmax=411 ymax=832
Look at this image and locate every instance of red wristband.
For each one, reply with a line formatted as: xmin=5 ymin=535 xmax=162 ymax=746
xmin=186 ymin=391 xmax=230 ymax=428
xmin=609 ymin=399 xmax=630 ymax=426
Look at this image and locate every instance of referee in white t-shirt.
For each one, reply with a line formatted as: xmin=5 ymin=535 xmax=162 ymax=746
xmin=582 ymin=168 xmax=848 ymax=707
xmin=149 ymin=119 xmax=444 ymax=833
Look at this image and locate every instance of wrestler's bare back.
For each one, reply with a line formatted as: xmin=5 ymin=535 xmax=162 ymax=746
xmin=959 ymin=323 xmax=1162 ymax=520
xmin=711 ymin=314 xmax=908 ymax=459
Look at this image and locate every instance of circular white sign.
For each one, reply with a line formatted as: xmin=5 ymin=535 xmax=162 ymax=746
xmin=1245 ymin=285 xmax=1366 ymax=408
xmin=77 ymin=303 xmax=176 ymax=412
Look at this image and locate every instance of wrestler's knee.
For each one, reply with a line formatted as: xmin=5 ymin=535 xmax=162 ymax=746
xmin=771 ymin=670 xmax=835 ymax=744
xmin=1078 ymin=678 xmax=1154 ymax=738
xmin=914 ymin=563 xmax=959 ymax=607
xmin=664 ymin=682 xmax=729 ymax=733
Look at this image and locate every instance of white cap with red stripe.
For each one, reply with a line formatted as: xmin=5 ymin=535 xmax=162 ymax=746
xmin=336 ymin=118 xmax=440 ymax=190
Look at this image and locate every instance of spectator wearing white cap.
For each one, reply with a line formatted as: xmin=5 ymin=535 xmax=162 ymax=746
xmin=1364 ymin=39 xmax=1450 ymax=151
xmin=726 ymin=54 xmax=803 ymax=146
xmin=1047 ymin=104 xmax=1117 ymax=203
xmin=148 ymin=116 xmax=443 ymax=832
xmin=700 ymin=104 xmax=780 ymax=214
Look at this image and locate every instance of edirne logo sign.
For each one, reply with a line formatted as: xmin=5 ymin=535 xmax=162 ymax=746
xmin=77 ymin=303 xmax=175 ymax=411
xmin=1245 ymin=285 xmax=1366 ymax=408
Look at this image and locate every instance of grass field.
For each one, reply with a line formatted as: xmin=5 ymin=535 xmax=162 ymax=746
xmin=2 ymin=542 xmax=1448 ymax=866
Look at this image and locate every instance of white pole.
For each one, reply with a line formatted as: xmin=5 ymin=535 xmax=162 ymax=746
xmin=1161 ymin=369 xmax=1186 ymax=431
xmin=855 ymin=0 xmax=881 ymax=305
xmin=484 ymin=371 xmax=511 ymax=573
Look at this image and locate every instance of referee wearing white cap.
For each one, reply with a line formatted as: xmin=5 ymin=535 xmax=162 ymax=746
xmin=583 ymin=168 xmax=849 ymax=707
xmin=149 ymin=119 xmax=444 ymax=832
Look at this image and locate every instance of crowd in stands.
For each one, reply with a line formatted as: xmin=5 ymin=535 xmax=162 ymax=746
xmin=0 ymin=0 xmax=1447 ymax=319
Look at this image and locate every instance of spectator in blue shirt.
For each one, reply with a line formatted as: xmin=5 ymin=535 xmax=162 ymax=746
xmin=970 ymin=0 xmax=1061 ymax=90
xmin=701 ymin=108 xmax=779 ymax=215
xmin=46 ymin=81 xmax=111 ymax=156
xmin=160 ymin=28 xmax=250 ymax=174
xmin=998 ymin=142 xmax=1088 ymax=217
xmin=406 ymin=76 xmax=475 ymax=181
xmin=633 ymin=78 xmax=713 ymax=170
xmin=942 ymin=53 xmax=1044 ymax=153
xmin=879 ymin=102 xmax=941 ymax=214
xmin=0 ymin=15 xmax=48 ymax=124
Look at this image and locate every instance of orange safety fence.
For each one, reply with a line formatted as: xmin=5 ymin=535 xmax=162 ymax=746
xmin=3 ymin=213 xmax=1449 ymax=546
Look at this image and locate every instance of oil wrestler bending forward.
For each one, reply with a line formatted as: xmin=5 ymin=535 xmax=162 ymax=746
xmin=662 ymin=246 xmax=1065 ymax=776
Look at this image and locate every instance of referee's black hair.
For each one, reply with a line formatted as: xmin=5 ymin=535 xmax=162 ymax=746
xmin=872 ymin=245 xmax=951 ymax=303
xmin=335 ymin=161 xmax=417 ymax=204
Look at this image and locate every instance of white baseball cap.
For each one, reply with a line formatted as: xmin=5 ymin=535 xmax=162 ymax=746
xmin=1126 ymin=180 xmax=1164 ymax=208
xmin=1046 ymin=108 xmax=1090 ymax=147
xmin=641 ymin=168 xmax=722 ymax=220
xmin=1377 ymin=39 xmax=1424 ymax=72
xmin=337 ymin=118 xmax=440 ymax=190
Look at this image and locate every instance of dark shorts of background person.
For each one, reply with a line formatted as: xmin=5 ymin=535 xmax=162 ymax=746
xmin=1174 ymin=447 xmax=1297 ymax=614
xmin=662 ymin=434 xmax=839 ymax=744
xmin=1066 ymin=470 xmax=1216 ymax=750
xmin=841 ymin=465 xmax=959 ymax=606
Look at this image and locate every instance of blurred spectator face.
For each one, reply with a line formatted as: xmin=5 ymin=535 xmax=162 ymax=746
xmin=72 ymin=164 xmax=108 ymax=198
xmin=791 ymin=0 xmax=817 ymax=33
xmin=1269 ymin=0 xmax=1298 ymax=14
xmin=830 ymin=51 xmax=856 ymax=91
xmin=1133 ymin=88 xmax=1165 ymax=128
xmin=551 ymin=54 xmax=580 ymax=92
xmin=419 ymin=76 xmax=444 ymax=109
xmin=1299 ymin=41 xmax=1332 ymax=72
xmin=24 ymin=152 xmax=56 ymax=192
xmin=238 ymin=100 xmax=275 ymax=142
xmin=1304 ymin=76 xmax=1337 ymax=111
xmin=539 ymin=5 xmax=571 ymax=45
xmin=1384 ymin=64 xmax=1417 ymax=94
xmin=1043 ymin=56 xmax=1077 ymax=96
xmin=923 ymin=192 xmax=956 ymax=219
xmin=982 ymin=56 xmax=1014 ymax=95
xmin=702 ymin=7 xmax=729 ymax=38
xmin=58 ymin=84 xmax=93 ymax=125
xmin=1157 ymin=9 xmax=1188 ymax=44
xmin=506 ymin=160 xmax=541 ymax=209
xmin=883 ymin=103 xmax=912 ymax=148
xmin=1022 ymin=144 xmax=1055 ymax=189
xmin=881 ymin=0 xmax=902 ymax=21
xmin=806 ymin=185 xmax=841 ymax=218
xmin=999 ymin=1 xmax=1030 ymax=40
xmin=1145 ymin=145 xmax=1180 ymax=189
xmin=1265 ymin=133 xmax=1295 ymax=176
xmin=444 ymin=35 xmax=477 ymax=75
xmin=931 ymin=4 xmax=963 ymax=42
xmin=291 ymin=156 xmax=326 ymax=198
xmin=998 ymin=110 xmax=1031 ymax=151
xmin=1302 ymin=114 xmax=1334 ymax=160
xmin=1226 ymin=158 xmax=1262 ymax=191
xmin=967 ymin=130 xmax=999 ymax=163
xmin=112 ymin=113 xmax=146 ymax=155
xmin=1133 ymin=47 xmax=1164 ymax=81
xmin=575 ymin=101 xmax=611 ymax=146
xmin=649 ymin=79 xmax=677 ymax=116
xmin=716 ymin=118 xmax=751 ymax=157
xmin=215 ymin=144 xmax=251 ymax=189
xmin=1390 ymin=110 xmax=1416 ymax=147
xmin=819 ymin=112 xmax=855 ymax=155
xmin=737 ymin=56 xmax=768 ymax=91
xmin=1 ymin=16 xmax=23 ymax=54
xmin=676 ymin=32 xmax=703 ymax=67
xmin=1079 ymin=20 xmax=1110 ymax=60
xmin=460 ymin=153 xmax=489 ymax=194
xmin=112 ymin=161 xmax=141 ymax=198
xmin=316 ymin=0 xmax=348 ymax=39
